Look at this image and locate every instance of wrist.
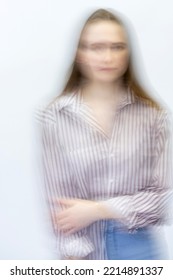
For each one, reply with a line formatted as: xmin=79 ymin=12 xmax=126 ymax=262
xmin=93 ymin=201 xmax=114 ymax=220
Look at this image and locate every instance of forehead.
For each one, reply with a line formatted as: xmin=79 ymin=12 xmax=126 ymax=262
xmin=79 ymin=21 xmax=128 ymax=44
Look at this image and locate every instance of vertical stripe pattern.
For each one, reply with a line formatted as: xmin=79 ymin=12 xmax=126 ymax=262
xmin=35 ymin=88 xmax=173 ymax=259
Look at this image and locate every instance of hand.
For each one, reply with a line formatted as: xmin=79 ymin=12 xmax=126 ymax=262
xmin=54 ymin=198 xmax=102 ymax=234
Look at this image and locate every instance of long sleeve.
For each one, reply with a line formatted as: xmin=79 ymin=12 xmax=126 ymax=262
xmin=102 ymin=109 xmax=173 ymax=230
xmin=35 ymin=104 xmax=94 ymax=258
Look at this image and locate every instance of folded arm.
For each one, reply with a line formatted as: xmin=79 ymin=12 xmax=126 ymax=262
xmin=101 ymin=109 xmax=173 ymax=230
xmin=35 ymin=105 xmax=94 ymax=259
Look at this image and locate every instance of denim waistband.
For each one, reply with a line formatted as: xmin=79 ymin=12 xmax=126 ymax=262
xmin=105 ymin=219 xmax=149 ymax=234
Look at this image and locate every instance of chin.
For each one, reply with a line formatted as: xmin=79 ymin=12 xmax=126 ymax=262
xmin=91 ymin=72 xmax=122 ymax=82
xmin=94 ymin=75 xmax=121 ymax=83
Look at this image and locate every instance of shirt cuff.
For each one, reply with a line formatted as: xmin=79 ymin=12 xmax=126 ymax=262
xmin=102 ymin=196 xmax=137 ymax=230
xmin=57 ymin=234 xmax=95 ymax=259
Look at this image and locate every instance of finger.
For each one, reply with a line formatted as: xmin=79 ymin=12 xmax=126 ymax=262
xmin=64 ymin=224 xmax=84 ymax=235
xmin=56 ymin=217 xmax=71 ymax=228
xmin=51 ymin=210 xmax=64 ymax=222
xmin=56 ymin=209 xmax=71 ymax=220
xmin=63 ymin=227 xmax=77 ymax=235
xmin=58 ymin=199 xmax=76 ymax=206
xmin=57 ymin=222 xmax=74 ymax=232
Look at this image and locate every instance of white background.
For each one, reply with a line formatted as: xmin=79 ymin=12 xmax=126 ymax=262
xmin=0 ymin=0 xmax=173 ymax=259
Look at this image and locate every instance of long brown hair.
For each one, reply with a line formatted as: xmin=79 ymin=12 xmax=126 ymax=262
xmin=54 ymin=9 xmax=162 ymax=110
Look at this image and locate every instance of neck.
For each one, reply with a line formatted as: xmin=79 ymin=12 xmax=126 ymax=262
xmin=81 ymin=80 xmax=126 ymax=103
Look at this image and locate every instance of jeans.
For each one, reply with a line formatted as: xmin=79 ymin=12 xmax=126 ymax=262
xmin=105 ymin=220 xmax=165 ymax=260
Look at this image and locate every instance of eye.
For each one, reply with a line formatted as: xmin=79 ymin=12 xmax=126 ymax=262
xmin=90 ymin=45 xmax=105 ymax=51
xmin=111 ymin=45 xmax=125 ymax=50
xmin=79 ymin=43 xmax=87 ymax=50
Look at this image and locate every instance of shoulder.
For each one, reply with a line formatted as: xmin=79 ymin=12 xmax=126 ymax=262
xmin=134 ymin=93 xmax=172 ymax=123
xmin=157 ymin=108 xmax=173 ymax=135
xmin=131 ymin=91 xmax=173 ymax=140
xmin=34 ymin=102 xmax=57 ymax=126
xmin=34 ymin=92 xmax=75 ymax=125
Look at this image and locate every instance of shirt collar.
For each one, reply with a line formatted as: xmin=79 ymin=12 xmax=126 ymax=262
xmin=55 ymin=89 xmax=81 ymax=113
xmin=117 ymin=86 xmax=136 ymax=112
xmin=55 ymin=87 xmax=137 ymax=113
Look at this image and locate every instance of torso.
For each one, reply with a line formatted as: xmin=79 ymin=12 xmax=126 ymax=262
xmin=80 ymin=91 xmax=120 ymax=138
xmin=88 ymin=104 xmax=117 ymax=137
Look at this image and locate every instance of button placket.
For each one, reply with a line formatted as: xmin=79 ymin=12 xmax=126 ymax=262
xmin=107 ymin=112 xmax=119 ymax=189
xmin=107 ymin=151 xmax=116 ymax=190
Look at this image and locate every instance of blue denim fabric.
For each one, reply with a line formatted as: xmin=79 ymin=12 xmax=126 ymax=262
xmin=105 ymin=220 xmax=165 ymax=260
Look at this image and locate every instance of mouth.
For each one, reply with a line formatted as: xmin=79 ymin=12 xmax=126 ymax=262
xmin=97 ymin=67 xmax=117 ymax=71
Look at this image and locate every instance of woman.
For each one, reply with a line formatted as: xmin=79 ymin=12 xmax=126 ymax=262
xmin=36 ymin=9 xmax=172 ymax=260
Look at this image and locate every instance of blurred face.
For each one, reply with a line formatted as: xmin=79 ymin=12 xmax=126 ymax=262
xmin=76 ymin=20 xmax=130 ymax=84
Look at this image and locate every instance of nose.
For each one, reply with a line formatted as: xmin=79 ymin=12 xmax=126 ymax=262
xmin=102 ymin=49 xmax=113 ymax=62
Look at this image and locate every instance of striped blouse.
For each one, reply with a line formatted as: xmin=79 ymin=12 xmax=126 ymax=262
xmin=35 ymin=88 xmax=173 ymax=260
